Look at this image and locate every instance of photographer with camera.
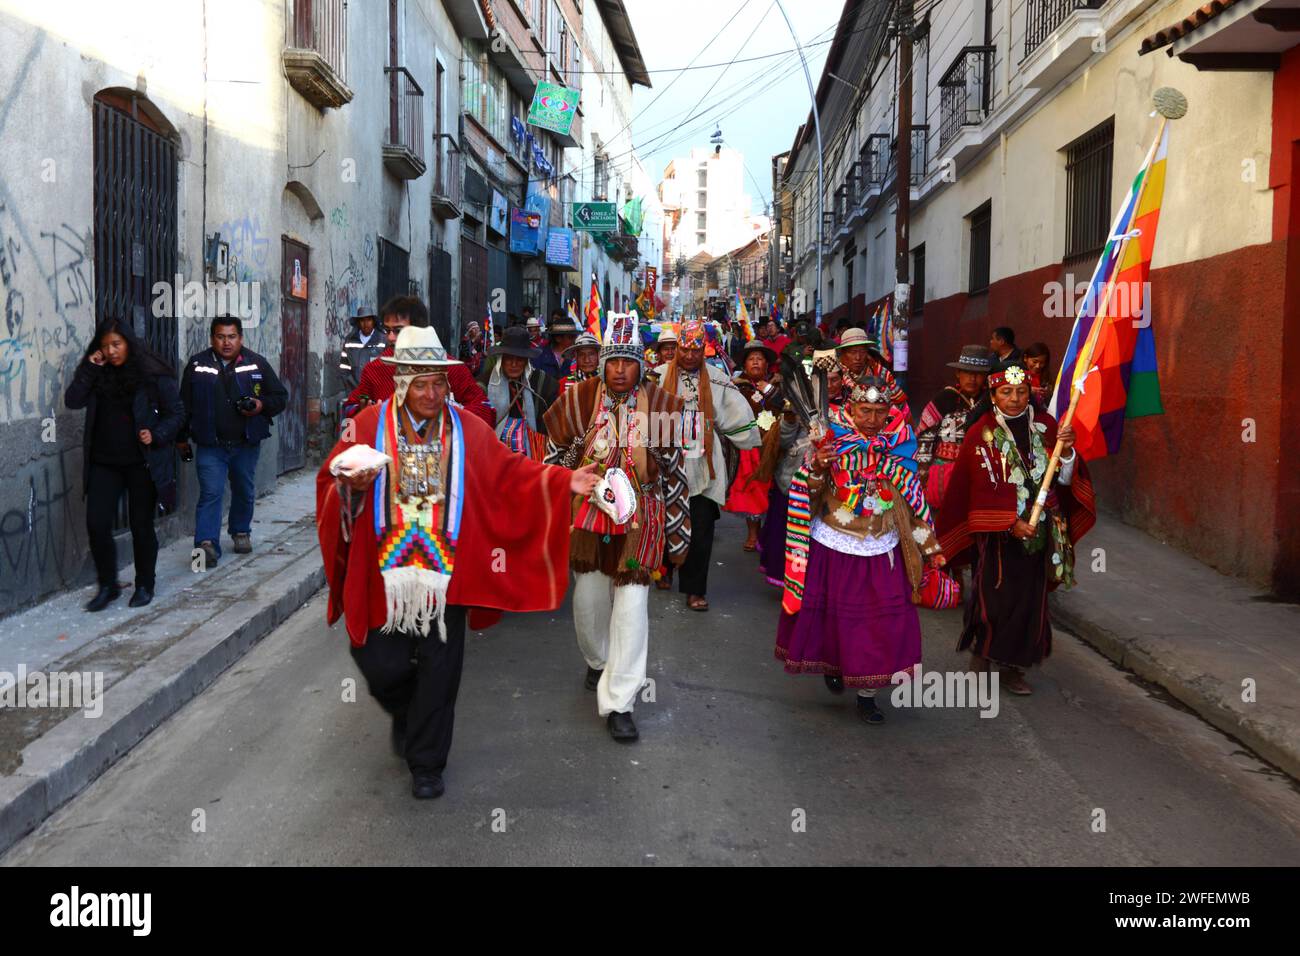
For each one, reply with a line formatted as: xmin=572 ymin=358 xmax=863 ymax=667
xmin=177 ymin=317 xmax=288 ymax=567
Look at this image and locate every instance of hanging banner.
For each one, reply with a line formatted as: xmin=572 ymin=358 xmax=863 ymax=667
xmin=545 ymin=228 xmax=576 ymax=269
xmin=525 ymin=191 xmax=551 ymax=252
xmin=509 ymin=207 xmax=542 ymax=255
xmin=526 ymin=81 xmax=580 ymax=137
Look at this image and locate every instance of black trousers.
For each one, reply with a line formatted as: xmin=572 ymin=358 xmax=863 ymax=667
xmin=350 ymin=605 xmax=467 ymax=775
xmin=86 ymin=461 xmax=159 ymax=589
xmin=678 ymin=495 xmax=719 ymax=597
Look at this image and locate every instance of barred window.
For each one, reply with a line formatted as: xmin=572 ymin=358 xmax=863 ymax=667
xmin=1064 ymin=118 xmax=1114 ymax=262
xmin=968 ymin=201 xmax=991 ymax=294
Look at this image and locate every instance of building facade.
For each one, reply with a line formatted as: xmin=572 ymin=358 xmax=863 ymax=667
xmin=784 ymin=0 xmax=1300 ymax=594
xmin=576 ymin=1 xmax=653 ymax=316
xmin=0 ymin=0 xmax=652 ymax=617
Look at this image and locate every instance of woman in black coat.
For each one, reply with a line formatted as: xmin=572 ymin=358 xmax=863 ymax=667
xmin=64 ymin=319 xmax=184 ymax=611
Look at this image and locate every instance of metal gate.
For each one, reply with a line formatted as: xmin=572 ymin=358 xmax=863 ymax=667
xmin=377 ymin=237 xmax=410 ymax=311
xmin=460 ymin=236 xmax=487 ymax=333
xmin=428 ymin=246 xmax=452 ymax=346
xmin=279 ymin=238 xmax=308 ymax=473
xmin=92 ymin=95 xmax=178 ymax=367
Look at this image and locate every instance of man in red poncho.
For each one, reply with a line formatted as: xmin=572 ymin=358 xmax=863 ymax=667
xmin=935 ymin=359 xmax=1095 ymax=696
xmin=341 ymin=296 xmax=494 ymax=428
xmin=318 ymin=326 xmax=599 ymax=799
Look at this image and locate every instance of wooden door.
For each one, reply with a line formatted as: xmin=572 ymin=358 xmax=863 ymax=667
xmin=279 ymin=238 xmax=308 ymax=473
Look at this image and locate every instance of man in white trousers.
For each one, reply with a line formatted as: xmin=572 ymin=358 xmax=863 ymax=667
xmin=545 ymin=313 xmax=691 ymax=741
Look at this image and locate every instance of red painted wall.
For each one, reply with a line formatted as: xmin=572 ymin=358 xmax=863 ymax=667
xmin=909 ymin=243 xmax=1288 ymax=588
xmin=1272 ymin=47 xmax=1300 ymax=596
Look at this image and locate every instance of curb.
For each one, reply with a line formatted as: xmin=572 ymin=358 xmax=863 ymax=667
xmin=0 ymin=551 xmax=325 ymax=858
xmin=1051 ymin=597 xmax=1300 ymax=783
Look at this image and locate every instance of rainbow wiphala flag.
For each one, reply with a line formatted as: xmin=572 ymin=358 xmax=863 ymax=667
xmin=1049 ymin=123 xmax=1169 ymax=460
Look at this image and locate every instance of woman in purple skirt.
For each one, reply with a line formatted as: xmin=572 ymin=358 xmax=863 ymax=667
xmin=775 ymin=379 xmax=944 ymax=724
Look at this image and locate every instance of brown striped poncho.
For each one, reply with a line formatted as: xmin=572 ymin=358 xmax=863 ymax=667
xmin=544 ymin=377 xmax=691 ymax=586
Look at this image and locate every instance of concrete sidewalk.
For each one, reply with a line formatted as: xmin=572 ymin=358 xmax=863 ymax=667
xmin=1053 ymin=514 xmax=1300 ymax=781
xmin=0 ymin=471 xmax=326 ymax=854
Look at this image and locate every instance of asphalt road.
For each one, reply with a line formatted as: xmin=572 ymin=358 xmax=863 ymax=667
xmin=6 ymin=515 xmax=1300 ymax=866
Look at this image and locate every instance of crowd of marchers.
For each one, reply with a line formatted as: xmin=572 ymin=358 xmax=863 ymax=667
xmin=309 ymin=300 xmax=1093 ymax=800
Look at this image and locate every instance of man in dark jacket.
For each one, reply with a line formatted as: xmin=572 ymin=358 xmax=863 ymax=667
xmin=178 ymin=317 xmax=288 ymax=566
xmin=532 ymin=315 xmax=578 ymax=381
xmin=338 ymin=306 xmax=384 ymax=391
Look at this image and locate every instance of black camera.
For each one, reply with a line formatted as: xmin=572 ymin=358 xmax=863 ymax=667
xmin=236 ymin=395 xmax=259 ymax=413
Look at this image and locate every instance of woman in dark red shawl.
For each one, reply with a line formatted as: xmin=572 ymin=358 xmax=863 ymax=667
xmin=935 ymin=361 xmax=1095 ymax=695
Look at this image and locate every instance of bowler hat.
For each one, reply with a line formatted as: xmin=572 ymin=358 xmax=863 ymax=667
xmin=946 ymin=345 xmax=996 ymax=372
xmin=489 ymin=325 xmax=542 ymax=359
xmin=740 ymin=339 xmax=778 ymax=367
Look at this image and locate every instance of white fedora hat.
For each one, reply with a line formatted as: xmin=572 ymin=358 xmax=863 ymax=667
xmin=380 ymin=326 xmax=461 ymax=368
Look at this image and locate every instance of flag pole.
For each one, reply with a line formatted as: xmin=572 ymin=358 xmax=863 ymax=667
xmin=1026 ymin=88 xmax=1186 ymax=532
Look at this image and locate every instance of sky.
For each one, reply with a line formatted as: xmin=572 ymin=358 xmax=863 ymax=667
xmin=622 ymin=0 xmax=842 ymax=214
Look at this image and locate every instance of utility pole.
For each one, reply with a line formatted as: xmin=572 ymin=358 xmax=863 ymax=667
xmin=893 ymin=0 xmax=913 ymax=392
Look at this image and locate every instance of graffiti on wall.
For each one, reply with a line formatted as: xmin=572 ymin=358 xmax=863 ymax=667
xmin=181 ymin=210 xmax=278 ymax=363
xmin=212 ymin=212 xmax=271 ymax=270
xmin=323 ymin=251 xmax=364 ymax=342
xmin=0 ymin=187 xmax=95 ymax=612
xmin=0 ymin=200 xmax=88 ymax=425
xmin=0 ymin=448 xmax=84 ymax=609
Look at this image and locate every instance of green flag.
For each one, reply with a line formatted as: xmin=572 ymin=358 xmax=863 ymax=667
xmin=620 ymin=196 xmax=643 ymax=237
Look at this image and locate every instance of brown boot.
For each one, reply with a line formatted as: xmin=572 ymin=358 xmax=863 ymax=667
xmin=968 ymin=652 xmax=987 ymax=674
xmin=1000 ymin=667 xmax=1033 ymax=695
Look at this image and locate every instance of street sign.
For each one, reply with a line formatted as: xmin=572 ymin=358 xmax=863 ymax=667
xmin=572 ymin=202 xmax=617 ymax=233
xmin=527 ymin=82 xmax=580 ymax=136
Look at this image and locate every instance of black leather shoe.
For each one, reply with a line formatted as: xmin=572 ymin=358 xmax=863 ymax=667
xmin=198 ymin=541 xmax=219 ymax=569
xmin=390 ymin=717 xmax=407 ymax=759
xmin=607 ymin=711 xmax=639 ymax=742
xmin=584 ymin=666 xmax=603 ymax=691
xmin=824 ymin=674 xmax=845 ymax=695
xmin=128 ymin=586 xmax=154 ymax=608
xmin=857 ymin=696 xmax=885 ymax=725
xmin=411 ymin=772 xmax=445 ymax=799
xmin=85 ymin=585 xmax=121 ymax=613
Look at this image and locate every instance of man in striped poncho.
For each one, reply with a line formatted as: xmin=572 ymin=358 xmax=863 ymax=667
xmin=544 ymin=314 xmax=690 ymax=742
xmin=653 ymin=319 xmax=761 ymax=612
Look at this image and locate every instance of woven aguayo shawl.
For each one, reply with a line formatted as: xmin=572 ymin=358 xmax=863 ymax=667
xmin=781 ymin=415 xmax=931 ymax=614
xmin=371 ymin=398 xmax=466 ymax=639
